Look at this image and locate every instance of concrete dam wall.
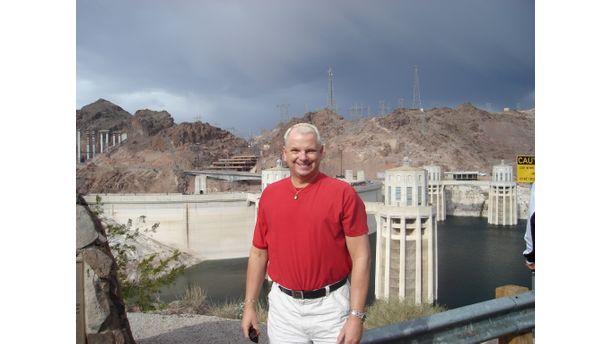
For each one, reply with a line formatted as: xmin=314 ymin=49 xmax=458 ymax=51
xmin=83 ymin=193 xmax=257 ymax=261
xmin=83 ymin=183 xmax=530 ymax=261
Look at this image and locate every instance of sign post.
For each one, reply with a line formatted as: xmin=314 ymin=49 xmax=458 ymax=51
xmin=516 ymin=155 xmax=535 ymax=183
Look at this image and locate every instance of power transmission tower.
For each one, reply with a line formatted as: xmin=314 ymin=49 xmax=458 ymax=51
xmin=379 ymin=100 xmax=388 ymax=116
xmin=277 ymin=104 xmax=289 ymax=121
xmin=412 ymin=65 xmax=426 ymax=135
xmin=412 ymin=65 xmax=422 ymax=110
xmin=327 ymin=67 xmax=336 ymax=112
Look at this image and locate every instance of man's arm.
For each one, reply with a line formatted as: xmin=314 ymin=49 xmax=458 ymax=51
xmin=337 ymin=234 xmax=371 ymax=344
xmin=240 ymin=246 xmax=268 ymax=339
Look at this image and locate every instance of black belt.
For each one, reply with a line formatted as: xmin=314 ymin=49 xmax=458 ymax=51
xmin=278 ymin=278 xmax=347 ymax=299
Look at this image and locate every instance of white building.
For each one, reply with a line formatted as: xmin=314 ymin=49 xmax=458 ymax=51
xmin=487 ymin=160 xmax=518 ymax=225
xmin=261 ymin=159 xmax=290 ymax=191
xmin=375 ymin=157 xmax=438 ymax=304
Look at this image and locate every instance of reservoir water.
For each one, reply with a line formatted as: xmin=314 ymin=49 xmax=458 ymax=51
xmin=159 ymin=213 xmax=531 ymax=310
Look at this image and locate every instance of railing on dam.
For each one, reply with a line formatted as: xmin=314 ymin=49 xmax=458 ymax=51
xmin=361 ymin=291 xmax=534 ymax=344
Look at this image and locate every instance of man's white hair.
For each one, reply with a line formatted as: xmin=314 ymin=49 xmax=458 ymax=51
xmin=283 ymin=123 xmax=323 ymax=146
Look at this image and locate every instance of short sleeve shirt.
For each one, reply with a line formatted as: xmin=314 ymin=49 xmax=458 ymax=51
xmin=252 ymin=173 xmax=369 ymax=291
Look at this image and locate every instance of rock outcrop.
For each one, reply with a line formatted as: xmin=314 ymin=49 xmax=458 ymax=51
xmin=254 ymin=103 xmax=535 ymax=181
xmin=76 ymin=98 xmax=132 ymax=132
xmin=76 ymin=195 xmax=135 ymax=344
xmin=76 ymin=100 xmax=251 ymax=194
xmin=131 ymin=109 xmax=175 ymax=138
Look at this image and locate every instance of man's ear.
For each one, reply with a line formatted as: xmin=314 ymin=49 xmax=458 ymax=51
xmin=319 ymin=145 xmax=325 ymax=155
xmin=282 ymin=147 xmax=287 ymax=162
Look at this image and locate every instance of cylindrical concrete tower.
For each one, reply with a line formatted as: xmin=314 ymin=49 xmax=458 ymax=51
xmin=261 ymin=159 xmax=290 ymax=191
xmin=99 ymin=130 xmax=109 ymax=153
xmin=195 ymin=175 xmax=208 ymax=194
xmin=384 ymin=157 xmax=428 ymax=207
xmin=375 ymin=156 xmax=438 ymax=304
xmin=488 ymin=160 xmax=518 ymax=225
xmin=423 ymin=164 xmax=446 ymax=221
xmin=77 ymin=130 xmax=81 ymax=164
xmin=85 ymin=130 xmax=91 ymax=160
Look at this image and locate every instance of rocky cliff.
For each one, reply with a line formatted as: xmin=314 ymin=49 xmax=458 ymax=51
xmin=77 ymin=99 xmax=534 ymax=195
xmin=254 ymin=103 xmax=534 ymax=180
xmin=76 ymin=99 xmax=251 ymax=194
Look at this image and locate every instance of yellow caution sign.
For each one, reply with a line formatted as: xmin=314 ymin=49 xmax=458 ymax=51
xmin=516 ymin=155 xmax=535 ymax=183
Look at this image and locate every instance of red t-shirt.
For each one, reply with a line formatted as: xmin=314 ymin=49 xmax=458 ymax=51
xmin=252 ymin=173 xmax=369 ymax=291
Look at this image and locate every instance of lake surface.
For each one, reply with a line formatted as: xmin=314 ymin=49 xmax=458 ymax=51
xmin=159 ymin=215 xmax=531 ymax=310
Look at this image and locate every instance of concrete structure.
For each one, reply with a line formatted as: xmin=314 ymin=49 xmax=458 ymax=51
xmin=99 ymin=130 xmax=109 ymax=153
xmin=443 ymin=171 xmax=480 ymax=181
xmin=77 ymin=130 xmax=81 ymax=163
xmin=339 ymin=169 xmax=366 ymax=186
xmin=83 ymin=193 xmax=257 ymax=260
xmin=424 ymin=164 xmax=446 ymax=221
xmin=83 ymin=185 xmax=382 ymax=262
xmin=194 ymin=175 xmax=208 ymax=194
xmin=77 ymin=129 xmax=128 ymax=163
xmin=261 ymin=159 xmax=290 ymax=191
xmin=488 ymin=160 xmax=518 ymax=225
xmin=85 ymin=131 xmax=91 ymax=160
xmin=209 ymin=155 xmax=258 ymax=172
xmin=375 ymin=157 xmax=438 ymax=304
xmin=185 ymin=170 xmax=262 ymax=194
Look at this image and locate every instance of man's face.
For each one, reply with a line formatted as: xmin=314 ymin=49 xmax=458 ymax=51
xmin=282 ymin=130 xmax=324 ymax=180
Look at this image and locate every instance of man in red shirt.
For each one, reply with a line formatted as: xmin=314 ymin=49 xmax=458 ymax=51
xmin=241 ymin=123 xmax=371 ymax=343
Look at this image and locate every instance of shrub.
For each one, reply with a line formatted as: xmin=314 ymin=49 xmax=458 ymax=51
xmin=364 ymin=297 xmax=446 ymax=330
xmin=92 ymin=195 xmax=186 ymax=312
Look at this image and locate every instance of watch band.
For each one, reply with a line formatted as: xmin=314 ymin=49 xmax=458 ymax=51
xmin=350 ymin=309 xmax=367 ymax=322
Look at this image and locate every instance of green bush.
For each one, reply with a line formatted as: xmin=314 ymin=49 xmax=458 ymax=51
xmin=92 ymin=195 xmax=185 ymax=312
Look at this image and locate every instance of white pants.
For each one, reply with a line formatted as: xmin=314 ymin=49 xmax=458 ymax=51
xmin=267 ymin=281 xmax=351 ymax=344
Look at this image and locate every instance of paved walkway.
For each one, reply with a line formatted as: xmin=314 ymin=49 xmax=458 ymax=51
xmin=128 ymin=312 xmax=268 ymax=344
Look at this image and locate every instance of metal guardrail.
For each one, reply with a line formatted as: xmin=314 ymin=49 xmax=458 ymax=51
xmin=362 ymin=291 xmax=534 ymax=344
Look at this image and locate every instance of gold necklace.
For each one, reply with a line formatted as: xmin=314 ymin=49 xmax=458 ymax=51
xmin=293 ymin=187 xmax=305 ymax=200
xmin=291 ymin=173 xmax=319 ymax=200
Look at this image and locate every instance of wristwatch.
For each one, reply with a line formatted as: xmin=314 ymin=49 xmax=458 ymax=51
xmin=350 ymin=309 xmax=367 ymax=322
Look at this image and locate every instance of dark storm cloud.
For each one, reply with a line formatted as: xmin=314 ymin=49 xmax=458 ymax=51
xmin=77 ymin=0 xmax=534 ymax=137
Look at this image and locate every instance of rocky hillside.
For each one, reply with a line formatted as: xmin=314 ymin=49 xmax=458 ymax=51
xmin=76 ymin=99 xmax=252 ymax=194
xmin=254 ymin=103 xmax=534 ymax=180
xmin=77 ymin=99 xmax=534 ymax=194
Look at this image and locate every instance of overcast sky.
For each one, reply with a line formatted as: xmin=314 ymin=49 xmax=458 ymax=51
xmin=77 ymin=0 xmax=534 ymax=138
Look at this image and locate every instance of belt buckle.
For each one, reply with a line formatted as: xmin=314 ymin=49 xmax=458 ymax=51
xmin=291 ymin=290 xmax=304 ymax=299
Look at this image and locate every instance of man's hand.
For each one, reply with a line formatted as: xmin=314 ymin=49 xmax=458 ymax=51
xmin=336 ymin=316 xmax=364 ymax=344
xmin=241 ymin=306 xmax=260 ymax=340
xmin=241 ymin=246 xmax=268 ymax=340
xmin=525 ymin=261 xmax=535 ymax=271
